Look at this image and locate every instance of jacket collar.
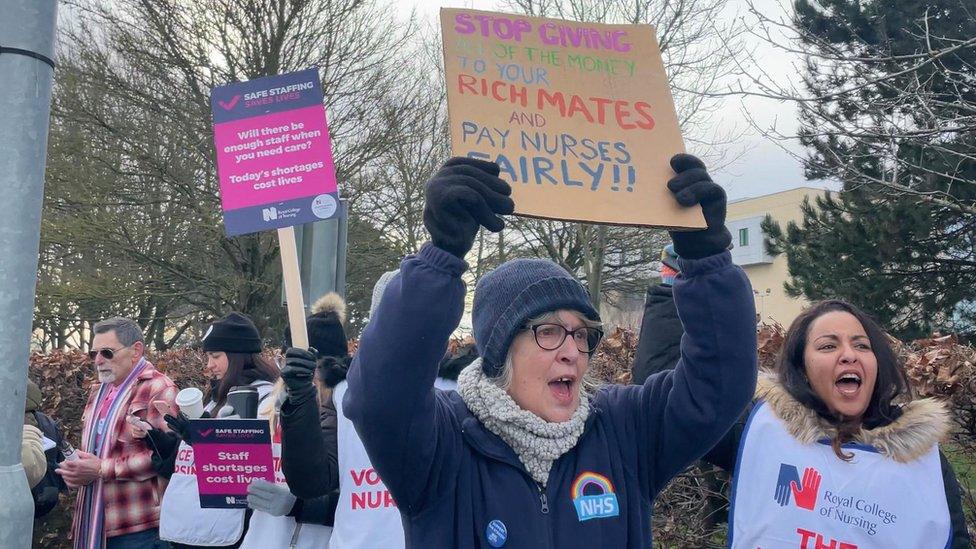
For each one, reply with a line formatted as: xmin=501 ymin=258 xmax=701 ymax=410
xmin=757 ymin=374 xmax=950 ymax=463
xmin=135 ymin=359 xmax=157 ymax=381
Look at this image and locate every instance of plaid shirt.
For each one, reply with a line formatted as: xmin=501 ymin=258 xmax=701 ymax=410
xmin=73 ymin=362 xmax=177 ymax=539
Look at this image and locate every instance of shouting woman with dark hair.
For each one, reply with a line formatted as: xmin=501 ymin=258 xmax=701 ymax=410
xmin=704 ymin=299 xmax=970 ymax=548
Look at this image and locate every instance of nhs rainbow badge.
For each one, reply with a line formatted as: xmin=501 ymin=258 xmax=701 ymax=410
xmin=571 ymin=471 xmax=620 ymax=521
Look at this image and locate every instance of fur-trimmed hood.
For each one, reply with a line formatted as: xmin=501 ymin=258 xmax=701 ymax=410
xmin=757 ymin=374 xmax=951 ymax=463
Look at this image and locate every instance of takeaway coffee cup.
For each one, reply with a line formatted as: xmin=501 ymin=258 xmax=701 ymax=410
xmin=175 ymin=387 xmax=205 ymax=419
xmin=227 ymin=385 xmax=259 ymax=419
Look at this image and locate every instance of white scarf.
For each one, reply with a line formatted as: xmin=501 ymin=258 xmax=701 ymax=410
xmin=458 ymin=360 xmax=589 ymax=486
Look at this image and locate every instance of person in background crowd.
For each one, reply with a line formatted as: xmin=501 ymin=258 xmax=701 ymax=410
xmin=340 ymin=154 xmax=757 ymax=548
xmin=631 ymin=244 xmax=730 ymax=527
xmin=437 ymin=338 xmax=478 ymax=386
xmin=21 ymin=423 xmax=46 ymax=489
xmin=273 ymin=292 xmax=349 ymax=515
xmin=58 ymin=317 xmax=177 ymax=549
xmin=237 ymin=297 xmax=344 ymax=549
xmin=703 ymin=299 xmax=970 ymax=548
xmin=25 ymin=378 xmax=68 ymax=518
xmin=281 ymin=273 xmax=464 ymax=548
xmin=144 ymin=312 xmax=277 ymax=548
xmin=631 ymin=244 xmax=682 ymax=386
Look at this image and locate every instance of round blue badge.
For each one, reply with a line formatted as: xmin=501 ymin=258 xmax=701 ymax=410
xmin=486 ymin=519 xmax=508 ymax=547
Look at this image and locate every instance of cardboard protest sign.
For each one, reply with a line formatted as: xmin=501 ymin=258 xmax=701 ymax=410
xmin=190 ymin=418 xmax=275 ymax=508
xmin=211 ymin=68 xmax=340 ymax=237
xmin=440 ymin=9 xmax=704 ymax=228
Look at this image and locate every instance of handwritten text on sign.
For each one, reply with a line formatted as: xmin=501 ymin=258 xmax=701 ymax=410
xmin=441 ymin=9 xmax=704 ymax=228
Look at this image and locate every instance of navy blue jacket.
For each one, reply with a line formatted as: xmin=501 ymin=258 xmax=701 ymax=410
xmin=344 ymin=243 xmax=758 ymax=548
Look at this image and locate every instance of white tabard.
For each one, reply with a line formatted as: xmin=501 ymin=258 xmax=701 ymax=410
xmin=728 ymin=401 xmax=950 ymax=549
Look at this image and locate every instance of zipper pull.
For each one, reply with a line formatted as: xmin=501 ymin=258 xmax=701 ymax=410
xmin=539 ymin=491 xmax=549 ymax=514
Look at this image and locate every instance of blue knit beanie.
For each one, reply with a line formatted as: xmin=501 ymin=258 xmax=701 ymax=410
xmin=473 ymin=258 xmax=600 ymax=377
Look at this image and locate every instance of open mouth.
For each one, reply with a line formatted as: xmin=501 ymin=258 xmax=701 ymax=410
xmin=835 ymin=372 xmax=862 ymax=396
xmin=548 ymin=376 xmax=577 ymax=403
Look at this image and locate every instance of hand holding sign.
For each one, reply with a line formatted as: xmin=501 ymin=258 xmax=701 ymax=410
xmin=424 ymin=157 xmax=515 ymax=259
xmin=247 ymin=478 xmax=297 ymax=517
xmin=666 ymin=154 xmax=731 ymax=259
xmin=281 ymin=347 xmax=318 ymax=407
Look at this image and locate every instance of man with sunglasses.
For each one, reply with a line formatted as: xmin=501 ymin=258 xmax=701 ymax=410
xmin=59 ymin=317 xmax=177 ymax=549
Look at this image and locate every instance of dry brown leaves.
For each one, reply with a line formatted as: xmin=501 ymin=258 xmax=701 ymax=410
xmin=757 ymin=324 xmax=785 ymax=371
xmin=589 ymin=327 xmax=639 ymax=385
xmin=902 ymin=334 xmax=976 ymax=400
xmin=26 ymin=328 xmax=976 ymax=548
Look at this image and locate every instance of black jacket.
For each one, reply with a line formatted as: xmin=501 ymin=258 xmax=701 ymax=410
xmin=631 ymin=284 xmax=682 ymax=385
xmin=703 ymin=376 xmax=970 ymax=549
xmin=280 ymin=357 xmax=343 ymax=500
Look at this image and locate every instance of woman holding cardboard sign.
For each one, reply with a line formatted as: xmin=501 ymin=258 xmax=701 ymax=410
xmin=328 ymin=154 xmax=757 ymax=548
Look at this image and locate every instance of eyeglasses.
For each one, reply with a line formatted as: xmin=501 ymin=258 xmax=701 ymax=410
xmin=527 ymin=324 xmax=604 ymax=354
xmin=88 ymin=346 xmax=128 ymax=361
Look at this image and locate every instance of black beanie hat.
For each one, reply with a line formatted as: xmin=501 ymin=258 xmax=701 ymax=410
xmin=284 ymin=293 xmax=349 ymax=358
xmin=202 ymin=312 xmax=262 ymax=354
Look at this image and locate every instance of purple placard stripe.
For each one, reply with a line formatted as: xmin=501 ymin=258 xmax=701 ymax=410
xmin=211 ymin=68 xmax=324 ymax=124
xmin=222 ymin=192 xmax=343 ymax=237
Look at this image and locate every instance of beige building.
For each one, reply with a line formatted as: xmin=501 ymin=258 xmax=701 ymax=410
xmin=727 ymin=187 xmax=831 ymax=328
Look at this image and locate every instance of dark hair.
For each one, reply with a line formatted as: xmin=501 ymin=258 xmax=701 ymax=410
xmin=777 ymin=299 xmax=909 ymax=460
xmin=208 ymin=352 xmax=280 ymax=411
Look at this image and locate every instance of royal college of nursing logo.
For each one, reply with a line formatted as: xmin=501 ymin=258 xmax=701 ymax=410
xmin=774 ymin=463 xmax=822 ymax=511
xmin=571 ymin=471 xmax=619 ymax=521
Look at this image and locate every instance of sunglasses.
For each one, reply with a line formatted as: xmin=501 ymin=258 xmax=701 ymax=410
xmin=88 ymin=346 xmax=129 ymax=361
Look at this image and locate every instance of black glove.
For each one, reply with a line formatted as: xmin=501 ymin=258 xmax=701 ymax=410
xmin=317 ymin=355 xmax=351 ymax=389
xmin=164 ymin=412 xmax=193 ymax=446
xmin=146 ymin=427 xmax=180 ymax=457
xmin=281 ymin=347 xmax=317 ymax=406
xmin=147 ymin=428 xmax=180 ymax=478
xmin=423 ymin=157 xmax=515 ymax=259
xmin=667 ymin=154 xmax=732 ymax=259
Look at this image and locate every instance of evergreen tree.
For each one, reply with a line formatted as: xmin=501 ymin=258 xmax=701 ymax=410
xmin=763 ymin=0 xmax=976 ymax=338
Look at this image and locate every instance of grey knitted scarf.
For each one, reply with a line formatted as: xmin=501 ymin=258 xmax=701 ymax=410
xmin=458 ymin=359 xmax=589 ymax=486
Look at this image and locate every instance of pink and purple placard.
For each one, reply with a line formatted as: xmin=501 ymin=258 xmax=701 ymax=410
xmin=190 ymin=418 xmax=275 ymax=508
xmin=211 ymin=68 xmax=340 ymax=236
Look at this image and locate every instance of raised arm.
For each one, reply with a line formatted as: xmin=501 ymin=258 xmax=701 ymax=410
xmin=343 ymin=157 xmax=514 ymax=514
xmin=279 ymin=350 xmax=339 ymax=499
xmin=603 ymin=251 xmax=757 ymax=496
xmin=616 ymin=155 xmax=758 ymax=495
